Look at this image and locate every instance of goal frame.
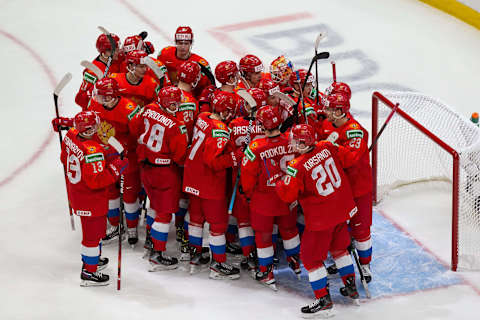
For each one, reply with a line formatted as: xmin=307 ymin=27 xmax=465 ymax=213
xmin=371 ymin=91 xmax=460 ymax=271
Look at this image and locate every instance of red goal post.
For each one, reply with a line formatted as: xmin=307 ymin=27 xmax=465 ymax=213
xmin=371 ymin=91 xmax=480 ymax=271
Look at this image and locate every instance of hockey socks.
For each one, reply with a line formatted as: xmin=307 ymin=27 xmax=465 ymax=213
xmin=334 ymin=253 xmax=356 ymax=284
xmin=354 ymin=237 xmax=372 ymax=265
xmin=238 ymin=226 xmax=255 ymax=257
xmin=307 ymin=265 xmax=329 ymax=299
xmin=81 ymin=244 xmax=100 ymax=273
xmin=151 ymin=221 xmax=170 ymax=252
xmin=209 ymin=233 xmax=227 ymax=263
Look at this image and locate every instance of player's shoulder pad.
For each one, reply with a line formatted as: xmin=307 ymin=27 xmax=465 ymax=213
xmin=83 ymin=141 xmax=105 ymax=163
xmin=192 ymin=54 xmax=209 ymax=67
xmin=244 ymin=139 xmax=264 ymax=162
xmin=285 ymin=155 xmax=303 ymax=177
xmin=159 ymin=46 xmax=175 ymax=57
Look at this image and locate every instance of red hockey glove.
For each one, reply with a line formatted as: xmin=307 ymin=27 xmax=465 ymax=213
xmin=52 ymin=117 xmax=73 ymax=132
xmin=108 ymin=158 xmax=129 ymax=180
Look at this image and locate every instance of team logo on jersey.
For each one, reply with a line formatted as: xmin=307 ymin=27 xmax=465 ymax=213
xmin=87 ymin=146 xmax=97 ymax=153
xmin=250 ymin=141 xmax=258 ymax=149
xmin=97 ymin=121 xmax=115 ymax=145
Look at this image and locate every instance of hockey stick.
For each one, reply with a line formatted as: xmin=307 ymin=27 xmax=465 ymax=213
xmin=108 ymin=136 xmax=125 ymax=291
xmin=368 ymin=103 xmax=399 ymax=152
xmin=294 ymin=70 xmax=308 ymax=125
xmin=53 ymin=73 xmax=75 ymax=231
xmin=280 ymin=51 xmax=330 ymax=132
xmin=228 ymin=91 xmax=257 ymax=214
xmin=273 ymin=91 xmax=296 ymax=106
xmin=80 ymin=60 xmax=103 ymax=80
xmin=197 ymin=62 xmax=216 ymax=86
xmin=331 ymin=61 xmax=337 ymax=83
xmin=97 ymin=26 xmax=117 ymax=77
xmin=349 ymin=241 xmax=371 ymax=299
xmin=314 ymin=32 xmax=327 ymax=105
xmin=143 ymin=57 xmax=166 ymax=80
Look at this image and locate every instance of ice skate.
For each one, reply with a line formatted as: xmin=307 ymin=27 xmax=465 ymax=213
xmin=189 ymin=246 xmax=209 ymax=274
xmin=178 ymin=233 xmax=190 ymax=261
xmin=240 ymin=251 xmax=257 ymax=278
xmin=97 ymin=257 xmax=109 ymax=271
xmin=301 ymin=293 xmax=335 ymax=319
xmin=340 ymin=276 xmax=360 ymax=305
xmin=175 ymin=226 xmax=184 ymax=243
xmin=226 ymin=241 xmax=242 ymax=255
xmin=287 ymin=254 xmax=302 ymax=279
xmin=127 ymin=227 xmax=138 ymax=247
xmin=102 ymin=224 xmax=124 ymax=245
xmin=255 ymin=265 xmax=277 ymax=291
xmin=360 ymin=264 xmax=372 ymax=283
xmin=80 ymin=268 xmax=110 ymax=287
xmin=209 ymin=261 xmax=240 ymax=280
xmin=142 ymin=230 xmax=153 ymax=259
xmin=149 ymin=251 xmax=179 ymax=271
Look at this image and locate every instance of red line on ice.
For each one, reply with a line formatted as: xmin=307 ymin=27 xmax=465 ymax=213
xmin=0 ymin=29 xmax=57 ymax=188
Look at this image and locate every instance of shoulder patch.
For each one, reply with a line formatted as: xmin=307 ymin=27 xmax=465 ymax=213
xmin=85 ymin=152 xmax=105 ymax=163
xmin=212 ymin=129 xmax=229 ymax=138
xmin=245 ymin=145 xmax=256 ymax=162
xmin=179 ymin=103 xmax=196 ymax=111
xmin=346 ymin=129 xmax=364 ymax=139
xmin=128 ymin=105 xmax=142 ymax=120
xmin=83 ymin=72 xmax=97 ymax=84
xmin=286 ymin=165 xmax=298 ymax=177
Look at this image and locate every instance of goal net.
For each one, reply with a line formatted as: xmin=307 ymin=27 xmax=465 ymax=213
xmin=372 ymin=91 xmax=480 ymax=271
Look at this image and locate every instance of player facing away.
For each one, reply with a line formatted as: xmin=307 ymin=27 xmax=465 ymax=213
xmin=240 ymin=105 xmax=301 ymax=290
xmin=129 ymin=86 xmax=189 ymax=271
xmin=88 ymin=77 xmax=143 ymax=246
xmin=275 ymin=124 xmax=360 ymax=317
xmin=322 ymin=91 xmax=373 ymax=282
xmin=55 ymin=111 xmax=128 ymax=286
xmin=183 ymin=91 xmax=243 ymax=279
xmin=75 ymin=33 xmax=122 ymax=110
xmin=158 ymin=26 xmax=211 ymax=98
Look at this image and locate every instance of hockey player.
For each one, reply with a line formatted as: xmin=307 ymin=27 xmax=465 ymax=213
xmin=322 ymin=92 xmax=373 ymax=282
xmin=258 ymin=78 xmax=294 ymax=122
xmin=238 ymin=54 xmax=264 ymax=90
xmin=183 ymin=91 xmax=242 ymax=279
xmin=240 ymin=105 xmax=301 ymax=289
xmin=88 ymin=77 xmax=143 ymax=246
xmin=129 ymin=86 xmax=188 ymax=271
xmin=109 ymin=50 xmax=160 ymax=107
xmin=54 ymin=110 xmax=128 ymax=286
xmin=158 ymin=26 xmax=211 ymax=98
xmin=269 ymin=55 xmax=294 ymax=93
xmin=75 ymin=33 xmax=122 ymax=110
xmin=275 ymin=124 xmax=360 ymax=317
xmin=229 ymin=88 xmax=266 ymax=273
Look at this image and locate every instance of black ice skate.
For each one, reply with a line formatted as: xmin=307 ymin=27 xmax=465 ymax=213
xmin=127 ymin=227 xmax=138 ymax=246
xmin=175 ymin=226 xmax=184 ymax=243
xmin=178 ymin=232 xmax=190 ymax=261
xmin=255 ymin=265 xmax=277 ymax=291
xmin=209 ymin=261 xmax=240 ymax=280
xmin=102 ymin=224 xmax=124 ymax=244
xmin=97 ymin=257 xmax=109 ymax=271
xmin=287 ymin=254 xmax=302 ymax=279
xmin=340 ymin=276 xmax=360 ymax=305
xmin=189 ymin=246 xmax=210 ymax=274
xmin=143 ymin=229 xmax=153 ymax=259
xmin=301 ymin=293 xmax=334 ymax=318
xmin=240 ymin=251 xmax=257 ymax=278
xmin=360 ymin=264 xmax=372 ymax=283
xmin=149 ymin=251 xmax=179 ymax=271
xmin=226 ymin=241 xmax=243 ymax=255
xmin=80 ymin=268 xmax=110 ymax=287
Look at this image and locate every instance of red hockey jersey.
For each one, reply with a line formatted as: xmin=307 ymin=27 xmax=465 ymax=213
xmin=322 ymin=117 xmax=372 ymax=198
xmin=183 ymin=112 xmax=237 ymax=200
xmin=275 ymin=141 xmax=358 ymax=230
xmin=177 ymin=89 xmax=199 ymax=143
xmin=109 ymin=72 xmax=160 ymax=107
xmin=61 ymin=128 xmax=118 ymax=217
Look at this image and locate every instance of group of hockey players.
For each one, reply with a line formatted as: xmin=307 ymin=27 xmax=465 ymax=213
xmin=52 ymin=26 xmax=373 ymax=318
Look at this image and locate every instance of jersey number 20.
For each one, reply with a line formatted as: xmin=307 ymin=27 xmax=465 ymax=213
xmin=311 ymin=157 xmax=341 ymax=196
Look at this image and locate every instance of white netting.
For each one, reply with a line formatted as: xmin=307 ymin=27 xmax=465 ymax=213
xmin=374 ymin=92 xmax=480 ymax=270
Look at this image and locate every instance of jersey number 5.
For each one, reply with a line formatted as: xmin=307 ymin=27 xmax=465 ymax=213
xmin=311 ymin=157 xmax=342 ymax=196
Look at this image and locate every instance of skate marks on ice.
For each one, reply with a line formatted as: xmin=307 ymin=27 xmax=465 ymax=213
xmin=272 ymin=211 xmax=462 ymax=302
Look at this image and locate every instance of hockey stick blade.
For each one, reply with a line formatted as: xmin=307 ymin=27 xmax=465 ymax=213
xmin=139 ymin=31 xmax=148 ymax=40
xmin=80 ymin=61 xmax=103 ymax=79
xmin=54 ymin=73 xmax=72 ymax=96
xmin=314 ymin=31 xmax=327 ymax=51
xmin=98 ymin=26 xmax=110 ymax=35
xmin=108 ymin=136 xmax=125 ymax=154
xmin=144 ymin=58 xmax=165 ymax=80
xmin=273 ymin=91 xmax=296 ymax=106
xmin=236 ymin=89 xmax=257 ymax=108
xmin=314 ymin=51 xmax=330 ymax=61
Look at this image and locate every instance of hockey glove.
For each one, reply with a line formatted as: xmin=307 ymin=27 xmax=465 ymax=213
xmin=108 ymin=158 xmax=129 ymax=180
xmin=52 ymin=117 xmax=73 ymax=132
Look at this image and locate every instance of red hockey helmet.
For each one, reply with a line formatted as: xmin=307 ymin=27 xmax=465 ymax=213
xmin=175 ymin=26 xmax=193 ymax=42
xmin=289 ymin=69 xmax=314 ymax=87
xmin=123 ymin=35 xmax=143 ymax=53
xmin=96 ymin=33 xmax=120 ymax=53
xmin=93 ymin=78 xmax=120 ymax=104
xmin=325 ymin=82 xmax=351 ymax=100
xmin=246 ymin=88 xmax=267 ymax=108
xmin=258 ymin=78 xmax=280 ymax=96
xmin=126 ymin=50 xmax=148 ymax=65
xmin=178 ymin=61 xmax=201 ymax=87
xmin=74 ymin=111 xmax=100 ymax=137
xmin=257 ymin=105 xmax=282 ymax=130
xmin=270 ymin=55 xmax=293 ymax=83
xmin=158 ymin=86 xmax=183 ymax=114
xmin=239 ymin=54 xmax=263 ymax=74
xmin=199 ymin=85 xmax=216 ymax=105
xmin=212 ymin=91 xmax=236 ymax=121
xmin=323 ymin=93 xmax=350 ymax=114
xmin=215 ymin=61 xmax=239 ymax=85
xmin=290 ymin=124 xmax=315 ymax=148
